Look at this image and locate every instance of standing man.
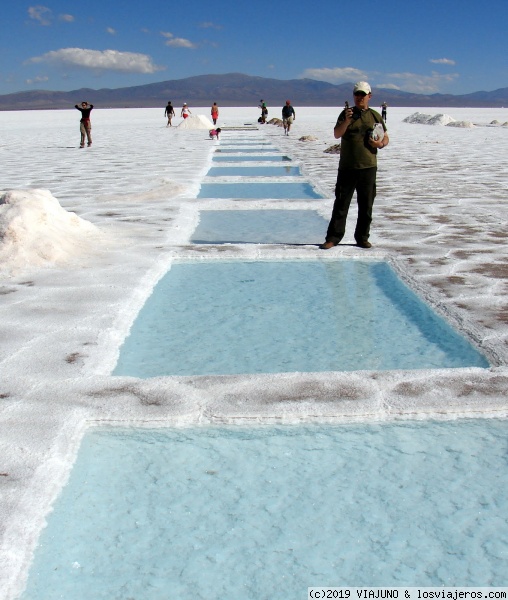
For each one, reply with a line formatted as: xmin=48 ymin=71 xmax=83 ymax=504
xmin=164 ymin=101 xmax=175 ymax=126
xmin=320 ymin=82 xmax=388 ymax=250
xmin=381 ymin=102 xmax=387 ymax=121
xmin=75 ymin=101 xmax=93 ymax=148
xmin=282 ymin=100 xmax=296 ymax=135
xmin=259 ymin=100 xmax=268 ymax=124
xmin=211 ymin=102 xmax=219 ymax=125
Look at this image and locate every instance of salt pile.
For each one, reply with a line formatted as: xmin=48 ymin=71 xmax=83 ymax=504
xmin=177 ymin=114 xmax=214 ymax=129
xmin=447 ymin=120 xmax=475 ymax=128
xmin=403 ymin=112 xmax=457 ymax=126
xmin=0 ymin=188 xmax=101 ymax=272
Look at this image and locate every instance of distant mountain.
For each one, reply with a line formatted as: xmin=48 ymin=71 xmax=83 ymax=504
xmin=0 ymin=73 xmax=507 ymax=110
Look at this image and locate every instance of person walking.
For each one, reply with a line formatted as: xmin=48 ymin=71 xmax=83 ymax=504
xmin=320 ymin=82 xmax=388 ymax=250
xmin=165 ymin=101 xmax=175 ymax=126
xmin=282 ymin=100 xmax=295 ymax=135
xmin=75 ymin=101 xmax=93 ymax=148
xmin=259 ymin=100 xmax=268 ymax=124
xmin=181 ymin=103 xmax=191 ymax=119
xmin=381 ymin=102 xmax=387 ymax=121
xmin=211 ymin=102 xmax=219 ymax=125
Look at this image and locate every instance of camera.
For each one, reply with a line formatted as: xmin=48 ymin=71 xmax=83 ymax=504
xmin=345 ymin=101 xmax=360 ymax=120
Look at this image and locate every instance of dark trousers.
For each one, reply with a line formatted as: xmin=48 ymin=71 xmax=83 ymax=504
xmin=325 ymin=167 xmax=377 ymax=244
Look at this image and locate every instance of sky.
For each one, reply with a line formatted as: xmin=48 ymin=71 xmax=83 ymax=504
xmin=1 ymin=0 xmax=507 ymax=97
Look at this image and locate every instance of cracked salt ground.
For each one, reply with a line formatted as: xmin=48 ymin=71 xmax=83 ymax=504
xmin=0 ymin=107 xmax=507 ymax=599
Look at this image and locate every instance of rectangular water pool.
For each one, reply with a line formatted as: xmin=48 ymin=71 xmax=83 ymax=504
xmin=191 ymin=209 xmax=328 ymax=244
xmin=113 ymin=260 xmax=488 ymax=377
xmin=212 ymin=155 xmax=292 ymax=162
xmin=21 ymin=420 xmax=508 ymax=600
xmin=206 ymin=166 xmax=301 ymax=177
xmin=215 ymin=148 xmax=278 ymax=153
xmin=197 ymin=182 xmax=323 ymax=199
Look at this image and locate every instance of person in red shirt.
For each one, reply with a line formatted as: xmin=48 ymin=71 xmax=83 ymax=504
xmin=75 ymin=101 xmax=93 ymax=148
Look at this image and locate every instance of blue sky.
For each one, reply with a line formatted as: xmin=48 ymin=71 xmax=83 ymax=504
xmin=1 ymin=0 xmax=506 ymax=96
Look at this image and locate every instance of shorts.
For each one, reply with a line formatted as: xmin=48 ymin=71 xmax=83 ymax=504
xmin=283 ymin=117 xmax=293 ymax=126
xmin=182 ymin=113 xmax=189 ymax=119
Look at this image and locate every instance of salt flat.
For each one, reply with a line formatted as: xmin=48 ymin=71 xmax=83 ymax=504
xmin=0 ymin=106 xmax=507 ymax=598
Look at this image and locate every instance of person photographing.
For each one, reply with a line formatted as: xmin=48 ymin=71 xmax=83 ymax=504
xmin=320 ymin=81 xmax=388 ymax=249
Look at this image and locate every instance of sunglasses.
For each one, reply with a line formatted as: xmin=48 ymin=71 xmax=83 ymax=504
xmin=354 ymin=91 xmax=367 ymax=97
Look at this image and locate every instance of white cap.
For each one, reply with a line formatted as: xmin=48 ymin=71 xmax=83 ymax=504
xmin=353 ymin=81 xmax=372 ymax=94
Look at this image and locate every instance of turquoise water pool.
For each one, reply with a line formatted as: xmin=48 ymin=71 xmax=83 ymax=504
xmin=206 ymin=166 xmax=301 ymax=176
xmin=21 ymin=420 xmax=508 ymax=600
xmin=215 ymin=148 xmax=278 ymax=153
xmin=197 ymin=182 xmax=323 ymax=199
xmin=191 ymin=209 xmax=327 ymax=244
xmin=212 ymin=155 xmax=292 ymax=162
xmin=113 ymin=260 xmax=488 ymax=378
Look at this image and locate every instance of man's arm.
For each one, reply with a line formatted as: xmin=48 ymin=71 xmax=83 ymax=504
xmin=369 ymin=132 xmax=389 ymax=149
xmin=333 ymin=110 xmax=352 ymax=139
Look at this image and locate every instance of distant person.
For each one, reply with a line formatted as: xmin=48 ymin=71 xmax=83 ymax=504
xmin=164 ymin=101 xmax=175 ymax=126
xmin=381 ymin=102 xmax=387 ymax=121
xmin=320 ymin=81 xmax=389 ymax=250
xmin=211 ymin=102 xmax=219 ymax=125
xmin=259 ymin=100 xmax=268 ymax=124
xmin=75 ymin=101 xmax=93 ymax=148
xmin=181 ymin=103 xmax=191 ymax=119
xmin=209 ymin=128 xmax=221 ymax=140
xmin=282 ymin=100 xmax=296 ymax=135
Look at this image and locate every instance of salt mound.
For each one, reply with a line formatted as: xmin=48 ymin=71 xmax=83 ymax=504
xmin=0 ymin=189 xmax=101 ymax=272
xmin=446 ymin=120 xmax=475 ymax=128
xmin=403 ymin=112 xmax=456 ymax=126
xmin=299 ymin=135 xmax=318 ymax=142
xmin=324 ymin=144 xmax=341 ymax=154
xmin=177 ymin=114 xmax=214 ymax=129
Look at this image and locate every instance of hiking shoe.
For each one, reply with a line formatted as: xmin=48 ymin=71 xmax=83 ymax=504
xmin=319 ymin=241 xmax=338 ymax=250
xmin=356 ymin=240 xmax=372 ymax=249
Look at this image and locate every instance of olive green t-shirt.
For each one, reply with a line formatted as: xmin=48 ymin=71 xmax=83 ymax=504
xmin=336 ymin=108 xmax=386 ymax=170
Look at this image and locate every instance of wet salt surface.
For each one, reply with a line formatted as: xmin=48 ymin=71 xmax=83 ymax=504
xmin=20 ymin=420 xmax=508 ymax=600
xmin=191 ymin=209 xmax=327 ymax=244
xmin=212 ymin=154 xmax=292 ymax=161
xmin=197 ymin=181 xmax=323 ymax=199
xmin=113 ymin=261 xmax=488 ymax=377
xmin=1 ymin=107 xmax=508 ymax=600
xmin=206 ymin=165 xmax=301 ymax=176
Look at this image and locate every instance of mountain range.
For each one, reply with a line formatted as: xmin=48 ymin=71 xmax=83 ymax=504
xmin=1 ymin=73 xmax=507 ymax=110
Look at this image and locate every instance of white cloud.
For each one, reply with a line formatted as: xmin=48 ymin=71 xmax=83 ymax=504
xmin=165 ymin=37 xmax=196 ymax=48
xmin=160 ymin=31 xmax=197 ymax=48
xmin=106 ymin=27 xmax=116 ymax=35
xmin=26 ymin=48 xmax=165 ymax=74
xmin=199 ymin=21 xmax=222 ymax=30
xmin=59 ymin=14 xmax=74 ymax=22
xmin=385 ymin=71 xmax=459 ymax=93
xmin=28 ymin=5 xmax=52 ymax=26
xmin=430 ymin=58 xmax=456 ymax=66
xmin=299 ymin=67 xmax=368 ymax=84
xmin=375 ymin=83 xmax=401 ymax=90
xmin=26 ymin=75 xmax=49 ymax=85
